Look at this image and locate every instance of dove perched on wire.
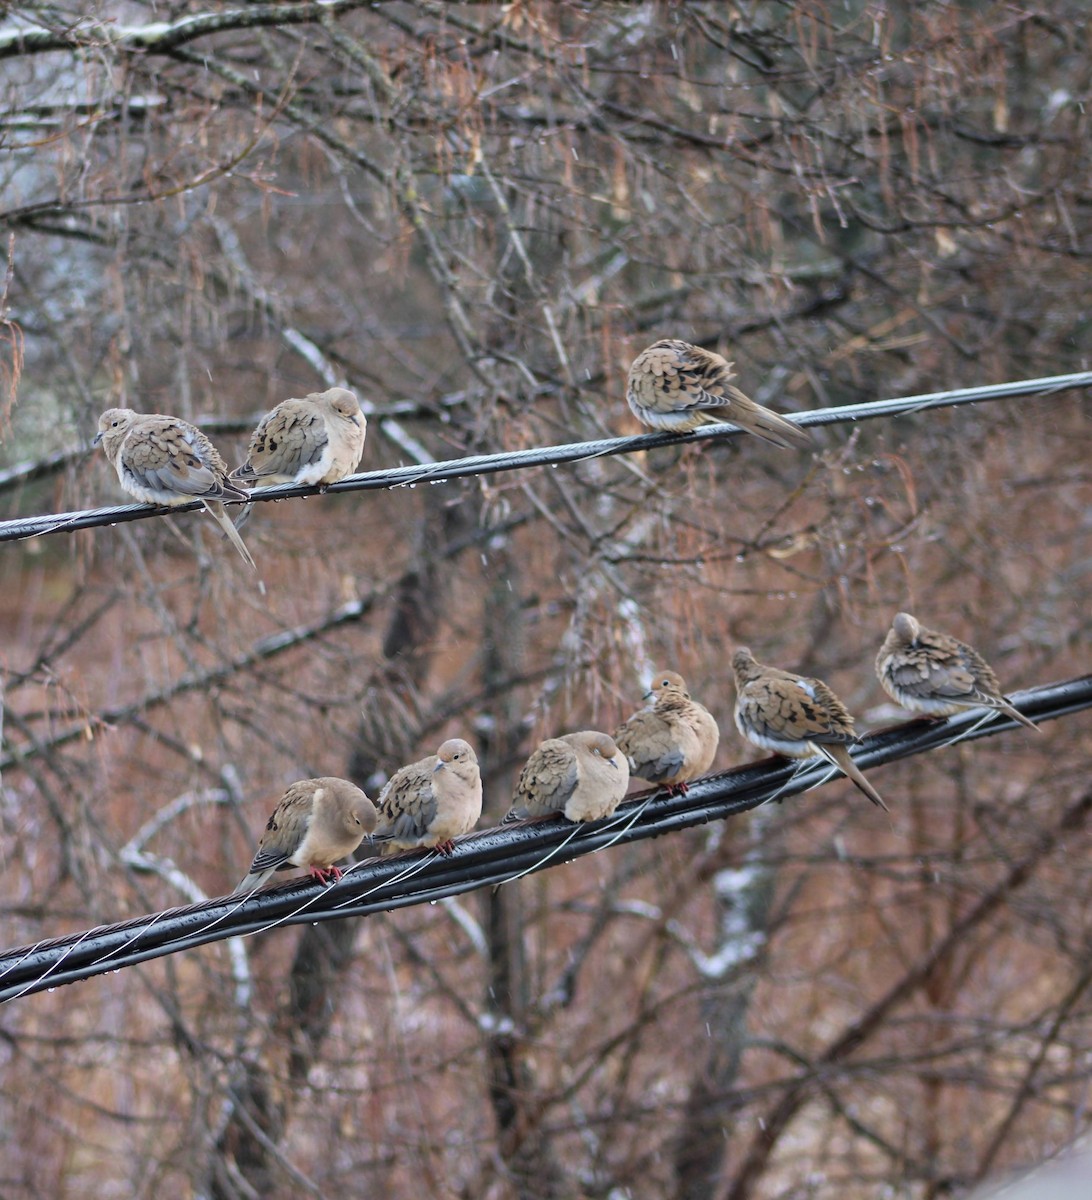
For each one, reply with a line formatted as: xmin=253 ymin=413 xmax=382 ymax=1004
xmin=94 ymin=407 xmax=256 ymax=569
xmin=613 ymin=670 xmax=720 ymax=796
xmin=231 ymin=386 xmax=367 ymax=489
xmin=876 ymin=612 xmax=1039 ymax=731
xmin=372 ymin=738 xmax=482 ymax=856
xmin=626 ymin=339 xmax=813 ymax=450
xmin=235 ymin=777 xmax=377 ymax=893
xmin=504 ymin=731 xmax=630 ymax=824
xmin=730 ymin=647 xmax=889 ymax=811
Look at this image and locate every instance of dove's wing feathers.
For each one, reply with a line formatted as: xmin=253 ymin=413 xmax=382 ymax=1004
xmin=507 ymin=739 xmax=580 ymax=821
xmin=235 ymin=781 xmax=316 ymax=892
xmin=615 ymin=710 xmax=687 ymax=784
xmin=374 ymin=759 xmax=439 ymax=844
xmin=233 ymin=399 xmax=330 ymax=485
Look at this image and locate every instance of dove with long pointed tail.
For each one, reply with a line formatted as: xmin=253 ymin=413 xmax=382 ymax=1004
xmin=235 ymin=777 xmax=377 ymax=893
xmin=730 ymin=647 xmax=889 ymax=811
xmin=94 ymin=407 xmax=256 ymax=569
xmin=626 ymin=339 xmax=813 ymax=450
xmin=876 ymin=611 xmax=1039 ymax=731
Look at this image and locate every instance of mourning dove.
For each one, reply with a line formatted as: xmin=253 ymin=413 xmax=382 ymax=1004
xmin=372 ymin=738 xmax=482 ymax=856
xmin=94 ymin=407 xmax=256 ymax=569
xmin=626 ymin=339 xmax=813 ymax=450
xmin=235 ymin=777 xmax=377 ymax=893
xmin=504 ymin=731 xmax=630 ymax=824
xmin=730 ymin=647 xmax=888 ymax=811
xmin=231 ymin=386 xmax=366 ymax=488
xmin=613 ymin=670 xmax=720 ymax=795
xmin=876 ymin=612 xmax=1039 ymax=731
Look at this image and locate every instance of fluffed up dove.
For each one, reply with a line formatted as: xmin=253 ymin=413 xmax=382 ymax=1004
xmin=613 ymin=670 xmax=720 ymax=795
xmin=235 ymin=777 xmax=377 ymax=893
xmin=372 ymin=738 xmax=482 ymax=856
xmin=730 ymin=647 xmax=888 ymax=811
xmin=626 ymin=339 xmax=813 ymax=450
xmin=94 ymin=407 xmax=256 ymax=569
xmin=231 ymin=386 xmax=366 ymax=489
xmin=504 ymin=731 xmax=630 ymax=824
xmin=876 ymin=611 xmax=1039 ymax=731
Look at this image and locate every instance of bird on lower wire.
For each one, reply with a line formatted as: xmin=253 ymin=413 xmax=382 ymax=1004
xmin=505 ymin=731 xmax=630 ymax=824
xmin=371 ymin=738 xmax=483 ymax=856
xmin=231 ymin=386 xmax=366 ymax=489
xmin=876 ymin=611 xmax=1039 ymax=731
xmin=235 ymin=777 xmax=377 ymax=893
xmin=614 ymin=670 xmax=720 ymax=796
xmin=731 ymin=647 xmax=889 ymax=811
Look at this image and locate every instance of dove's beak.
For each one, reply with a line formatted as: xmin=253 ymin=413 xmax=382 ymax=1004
xmin=92 ymin=431 xmax=103 ymax=447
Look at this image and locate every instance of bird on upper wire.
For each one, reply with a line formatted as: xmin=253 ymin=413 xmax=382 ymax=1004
xmin=876 ymin=611 xmax=1039 ymax=731
xmin=231 ymin=386 xmax=366 ymax=489
xmin=626 ymin=338 xmax=813 ymax=450
xmin=730 ymin=647 xmax=889 ymax=811
xmin=94 ymin=407 xmax=256 ymax=569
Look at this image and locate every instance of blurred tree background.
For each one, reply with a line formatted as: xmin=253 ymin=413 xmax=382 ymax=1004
xmin=0 ymin=2 xmax=1089 ymax=1197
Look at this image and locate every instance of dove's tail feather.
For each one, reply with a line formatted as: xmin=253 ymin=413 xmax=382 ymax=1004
xmin=819 ymin=744 xmax=890 ymax=812
xmin=229 ymin=462 xmax=258 ymax=485
xmin=234 ymin=868 xmax=273 ymax=895
xmin=204 ymin=501 xmax=258 ymax=570
xmin=993 ymin=696 xmax=1040 ymax=732
xmin=700 ymin=388 xmax=814 ymax=451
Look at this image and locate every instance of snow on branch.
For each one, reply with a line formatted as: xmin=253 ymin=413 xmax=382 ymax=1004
xmin=0 ymin=3 xmax=368 ymax=61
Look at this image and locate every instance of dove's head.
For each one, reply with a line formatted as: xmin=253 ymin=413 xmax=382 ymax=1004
xmin=434 ymin=738 xmax=478 ymax=773
xmin=346 ymin=795 xmax=377 ymax=835
xmin=93 ymin=408 xmax=139 ymax=457
xmin=316 ymin=387 xmax=364 ymax=426
xmin=644 ymin=670 xmax=688 ymax=702
xmin=892 ymin=612 xmax=921 ymax=645
xmin=730 ymin=648 xmax=761 ymax=682
xmin=575 ymin=731 xmax=623 ymax=766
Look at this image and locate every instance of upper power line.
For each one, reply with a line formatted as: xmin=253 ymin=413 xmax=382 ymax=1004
xmin=1 ymin=371 xmax=1090 ymax=545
